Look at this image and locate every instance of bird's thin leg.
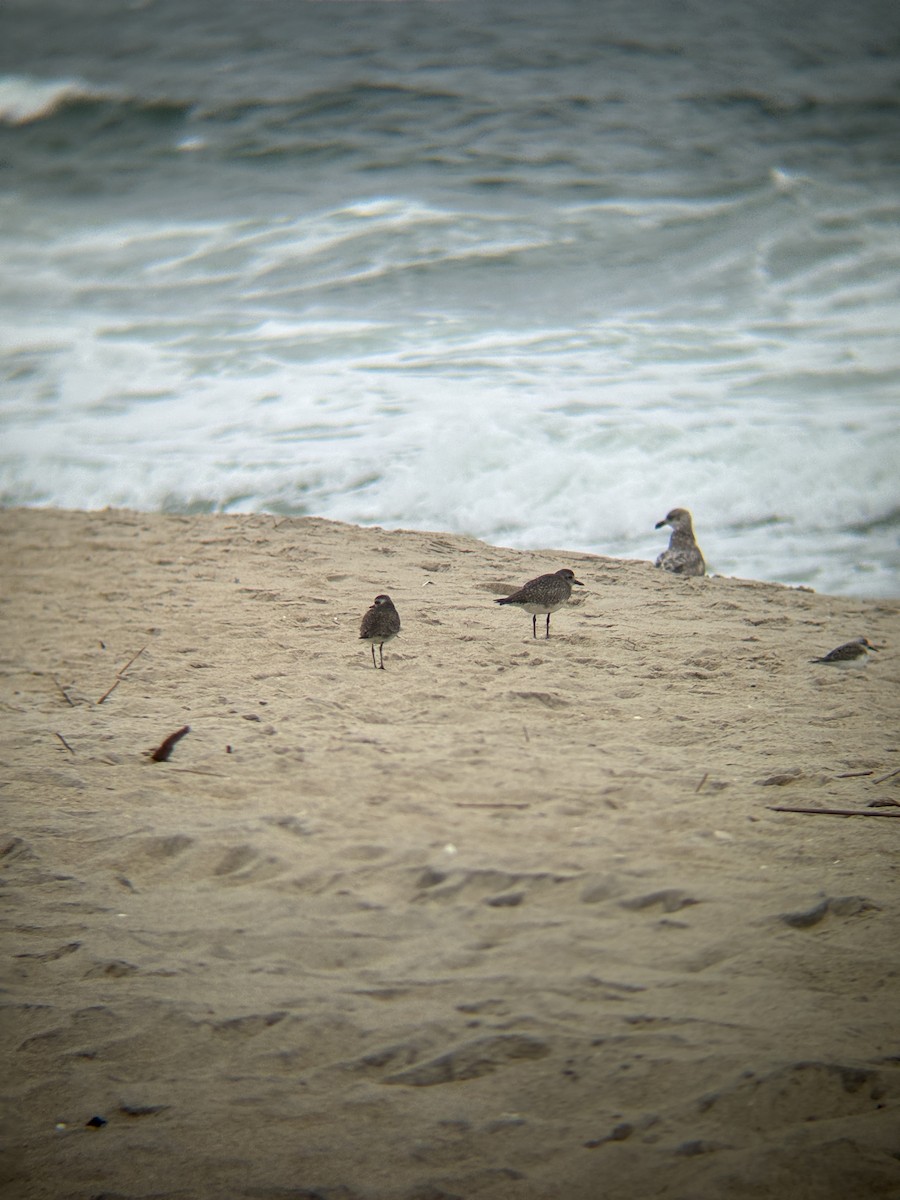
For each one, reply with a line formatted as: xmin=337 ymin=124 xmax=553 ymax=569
xmin=545 ymin=613 xmax=551 ymax=638
xmin=532 ymin=614 xmax=537 ymax=639
xmin=378 ymin=642 xmax=385 ymax=670
xmin=371 ymin=643 xmax=377 ymax=669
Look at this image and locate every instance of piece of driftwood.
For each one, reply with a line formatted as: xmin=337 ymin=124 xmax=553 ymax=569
xmin=150 ymin=725 xmax=190 ymax=763
xmin=873 ymin=767 xmax=900 ymax=785
xmin=54 ymin=732 xmax=75 ymax=754
xmin=767 ymin=804 xmax=900 ymax=819
xmin=97 ymin=646 xmax=147 ymax=705
xmin=52 ymin=676 xmax=77 ymax=707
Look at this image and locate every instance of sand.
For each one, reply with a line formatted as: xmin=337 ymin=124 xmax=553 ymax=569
xmin=1 ymin=506 xmax=899 ymax=1200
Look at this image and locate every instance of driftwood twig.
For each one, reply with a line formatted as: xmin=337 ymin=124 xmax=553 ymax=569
xmin=873 ymin=767 xmax=900 ymax=785
xmin=767 ymin=804 xmax=900 ymax=820
xmin=54 ymin=732 xmax=75 ymax=755
xmin=53 ymin=676 xmax=77 ymax=707
xmin=150 ymin=726 xmax=191 ymax=763
xmin=97 ymin=645 xmax=147 ymax=705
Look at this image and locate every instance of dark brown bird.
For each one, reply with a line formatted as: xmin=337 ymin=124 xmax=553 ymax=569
xmin=494 ymin=568 xmax=584 ymax=638
xmin=810 ymin=637 xmax=878 ymax=668
xmin=359 ymin=594 xmax=401 ymax=669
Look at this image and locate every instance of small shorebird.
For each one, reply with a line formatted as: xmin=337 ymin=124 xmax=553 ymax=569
xmin=494 ymin=568 xmax=584 ymax=639
xmin=359 ymin=594 xmax=401 ymax=669
xmin=655 ymin=507 xmax=705 ymax=577
xmin=810 ymin=637 xmax=879 ymax=668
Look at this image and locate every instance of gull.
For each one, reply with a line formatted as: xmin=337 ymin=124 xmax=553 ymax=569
xmin=655 ymin=508 xmax=705 ymax=577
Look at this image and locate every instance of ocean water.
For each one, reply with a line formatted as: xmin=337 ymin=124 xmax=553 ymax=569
xmin=1 ymin=0 xmax=899 ymax=597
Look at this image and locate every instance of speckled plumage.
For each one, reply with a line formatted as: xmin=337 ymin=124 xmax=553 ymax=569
xmin=494 ymin=567 xmax=584 ymax=638
xmin=810 ymin=637 xmax=878 ymax=667
xmin=359 ymin=594 xmax=401 ymax=669
xmin=655 ymin=507 xmax=705 ymax=577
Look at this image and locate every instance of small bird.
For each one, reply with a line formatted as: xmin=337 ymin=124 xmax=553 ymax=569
xmin=359 ymin=594 xmax=401 ymax=669
xmin=655 ymin=507 xmax=705 ymax=577
xmin=494 ymin=568 xmax=584 ymax=639
xmin=810 ymin=637 xmax=879 ymax=668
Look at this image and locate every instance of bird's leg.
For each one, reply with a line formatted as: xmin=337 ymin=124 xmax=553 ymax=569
xmin=545 ymin=613 xmax=551 ymax=638
xmin=378 ymin=643 xmax=385 ymax=670
xmin=371 ymin=643 xmax=377 ymax=669
xmin=532 ymin=614 xmax=537 ymax=639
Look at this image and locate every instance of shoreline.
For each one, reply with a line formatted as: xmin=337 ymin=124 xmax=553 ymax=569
xmin=2 ymin=506 xmax=899 ymax=1200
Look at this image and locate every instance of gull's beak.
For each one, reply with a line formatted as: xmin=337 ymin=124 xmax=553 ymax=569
xmin=572 ymin=578 xmax=584 ymax=587
xmin=655 ymin=519 xmax=667 ymax=529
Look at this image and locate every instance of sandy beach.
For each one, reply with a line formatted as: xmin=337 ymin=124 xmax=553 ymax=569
xmin=2 ymin=506 xmax=899 ymax=1200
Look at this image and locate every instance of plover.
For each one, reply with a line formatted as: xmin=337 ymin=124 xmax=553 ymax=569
xmin=810 ymin=637 xmax=878 ymax=668
xmin=359 ymin=594 xmax=401 ymax=669
xmin=655 ymin=507 xmax=705 ymax=577
xmin=494 ymin=568 xmax=584 ymax=639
